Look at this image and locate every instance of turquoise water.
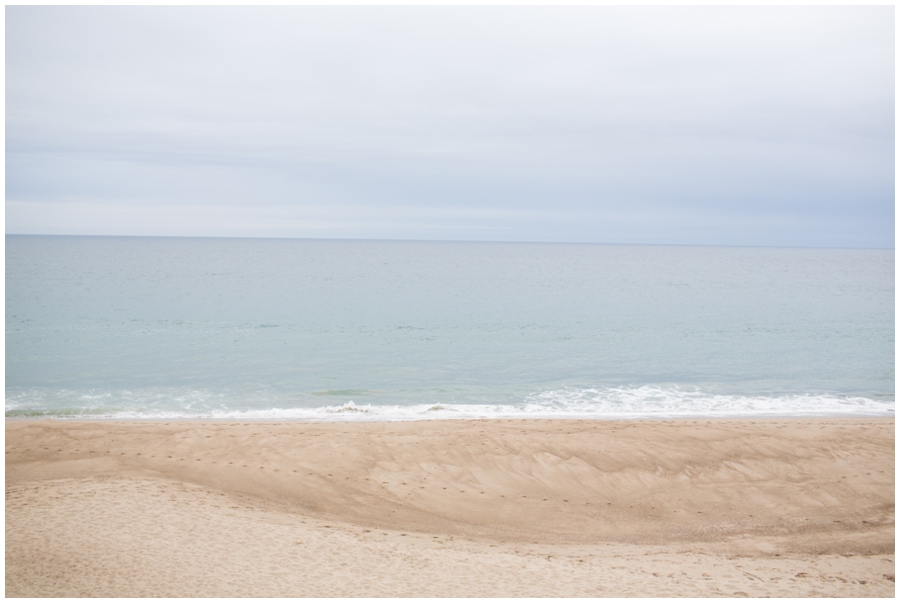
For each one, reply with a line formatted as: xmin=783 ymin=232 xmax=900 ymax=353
xmin=6 ymin=235 xmax=894 ymax=420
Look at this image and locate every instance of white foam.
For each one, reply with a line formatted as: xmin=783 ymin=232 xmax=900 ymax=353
xmin=6 ymin=386 xmax=893 ymax=421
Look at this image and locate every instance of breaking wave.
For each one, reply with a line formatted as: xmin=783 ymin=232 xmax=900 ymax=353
xmin=5 ymin=385 xmax=893 ymax=421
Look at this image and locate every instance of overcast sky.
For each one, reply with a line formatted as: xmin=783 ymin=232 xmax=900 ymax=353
xmin=6 ymin=6 xmax=895 ymax=247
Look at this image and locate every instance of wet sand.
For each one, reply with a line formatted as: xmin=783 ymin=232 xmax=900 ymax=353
xmin=6 ymin=418 xmax=895 ymax=597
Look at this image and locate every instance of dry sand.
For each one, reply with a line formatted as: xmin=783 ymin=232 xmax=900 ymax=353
xmin=6 ymin=417 xmax=895 ymax=597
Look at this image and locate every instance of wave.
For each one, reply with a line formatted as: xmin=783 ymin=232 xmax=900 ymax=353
xmin=5 ymin=385 xmax=894 ymax=421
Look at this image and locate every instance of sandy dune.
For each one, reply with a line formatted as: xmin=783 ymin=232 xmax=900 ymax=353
xmin=6 ymin=418 xmax=895 ymax=597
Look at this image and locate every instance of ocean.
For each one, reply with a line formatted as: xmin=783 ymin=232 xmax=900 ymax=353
xmin=5 ymin=235 xmax=894 ymax=421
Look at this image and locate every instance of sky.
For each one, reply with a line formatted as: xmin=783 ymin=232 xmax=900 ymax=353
xmin=5 ymin=6 xmax=895 ymax=248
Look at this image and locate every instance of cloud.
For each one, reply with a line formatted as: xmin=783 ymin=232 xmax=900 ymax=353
xmin=6 ymin=6 xmax=894 ymax=247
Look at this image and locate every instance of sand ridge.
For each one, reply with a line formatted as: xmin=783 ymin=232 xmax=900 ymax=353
xmin=6 ymin=418 xmax=895 ymax=597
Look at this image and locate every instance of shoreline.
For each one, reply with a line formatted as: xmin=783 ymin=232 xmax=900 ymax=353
xmin=7 ymin=417 xmax=894 ymax=596
xmin=5 ymin=410 xmax=895 ymax=422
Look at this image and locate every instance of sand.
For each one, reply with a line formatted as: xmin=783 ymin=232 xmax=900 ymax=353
xmin=5 ymin=417 xmax=894 ymax=597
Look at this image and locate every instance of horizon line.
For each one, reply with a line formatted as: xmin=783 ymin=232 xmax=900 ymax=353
xmin=4 ymin=232 xmax=894 ymax=251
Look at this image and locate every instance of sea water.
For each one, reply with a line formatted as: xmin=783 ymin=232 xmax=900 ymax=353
xmin=5 ymin=236 xmax=894 ymax=420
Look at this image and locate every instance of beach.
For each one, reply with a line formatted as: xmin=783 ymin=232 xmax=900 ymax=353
xmin=7 ymin=6 xmax=895 ymax=599
xmin=5 ymin=417 xmax=894 ymax=597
